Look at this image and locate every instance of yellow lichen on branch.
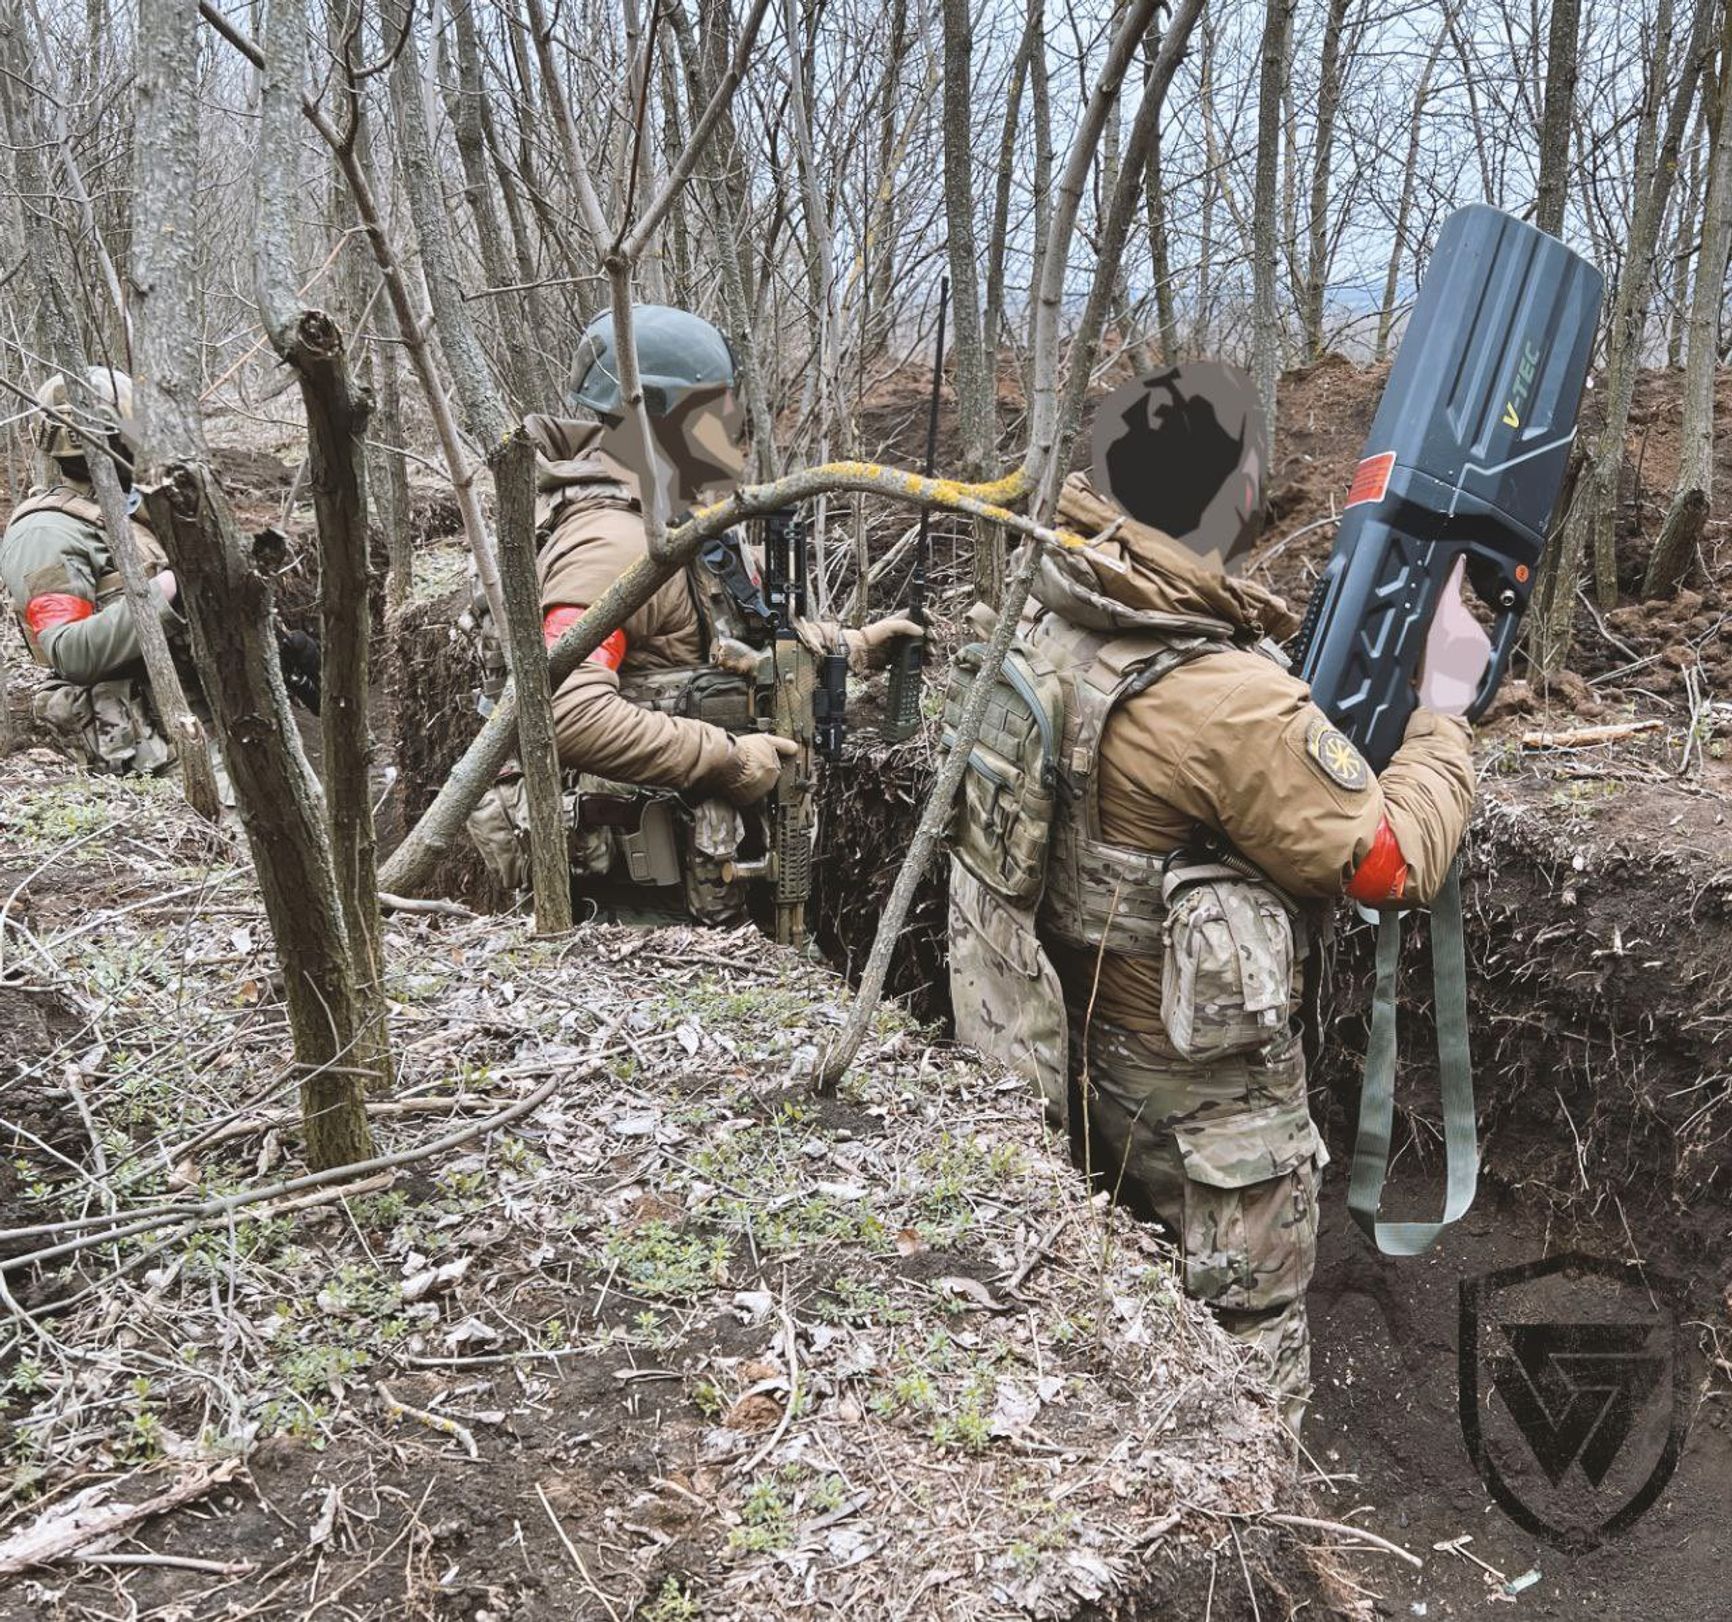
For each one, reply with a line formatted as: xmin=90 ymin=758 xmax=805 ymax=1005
xmin=686 ymin=459 xmax=1087 ymax=554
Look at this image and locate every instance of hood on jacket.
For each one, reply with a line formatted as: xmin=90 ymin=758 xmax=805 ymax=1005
xmin=1043 ymin=473 xmax=1299 ymax=643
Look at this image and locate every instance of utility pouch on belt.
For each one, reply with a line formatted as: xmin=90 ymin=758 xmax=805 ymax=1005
xmin=940 ymin=627 xmax=1065 ymax=906
xmin=1159 ymin=859 xmax=1297 ymax=1062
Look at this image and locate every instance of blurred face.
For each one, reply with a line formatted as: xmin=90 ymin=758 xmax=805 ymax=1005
xmin=602 ymin=385 xmax=747 ymax=512
xmin=1091 ymin=362 xmax=1266 ymax=574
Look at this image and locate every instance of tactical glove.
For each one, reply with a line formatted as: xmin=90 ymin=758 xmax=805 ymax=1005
xmin=717 ymin=731 xmax=799 ymax=806
xmin=797 ymin=615 xmax=924 ymax=675
xmin=278 ymin=628 xmax=323 ymax=715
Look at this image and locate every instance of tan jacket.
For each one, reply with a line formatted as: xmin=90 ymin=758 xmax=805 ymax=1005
xmin=1046 ymin=482 xmax=1476 ymax=1031
xmin=523 ymin=417 xmax=764 ymax=802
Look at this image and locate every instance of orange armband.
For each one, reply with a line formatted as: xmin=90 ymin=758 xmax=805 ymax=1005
xmin=543 ymin=605 xmax=626 ymax=671
xmin=24 ymin=593 xmax=95 ymax=638
xmin=1346 ymin=815 xmax=1408 ymax=905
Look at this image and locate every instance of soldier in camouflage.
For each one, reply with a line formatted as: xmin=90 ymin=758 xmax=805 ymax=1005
xmin=947 ymin=364 xmax=1478 ymax=1432
xmin=0 ymin=369 xmax=182 ymax=774
xmin=465 ymin=305 xmax=917 ymax=923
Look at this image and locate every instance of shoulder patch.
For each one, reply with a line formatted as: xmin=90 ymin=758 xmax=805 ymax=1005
xmin=1305 ymin=716 xmax=1371 ymax=791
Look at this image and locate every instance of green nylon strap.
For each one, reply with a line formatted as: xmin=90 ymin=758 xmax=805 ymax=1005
xmin=1346 ymin=859 xmax=1479 ymax=1256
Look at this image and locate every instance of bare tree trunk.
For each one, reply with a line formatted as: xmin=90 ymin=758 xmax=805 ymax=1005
xmin=983 ymin=8 xmax=1035 ymax=365
xmin=139 ymin=0 xmax=374 ymax=1169
xmin=1374 ymin=19 xmax=1447 ymax=364
xmin=450 ymin=0 xmax=549 ymax=411
xmin=373 ymin=301 xmax=415 ymax=614
xmin=1535 ymin=0 xmax=1583 ymax=237
xmin=1302 ymin=0 xmax=1351 ymax=360
xmin=0 ymin=7 xmax=222 ymax=824
xmin=391 ymin=9 xmax=573 ymax=932
xmin=1647 ymin=2 xmax=1732 ymax=595
xmin=1026 ymin=0 xmax=1054 ymax=383
xmin=941 ymin=0 xmax=1001 ymax=603
xmin=491 ymin=431 xmax=574 ymax=932
xmin=1142 ymin=11 xmax=1179 ymax=363
xmin=865 ymin=0 xmax=911 ymax=359
xmin=1251 ymin=0 xmax=1292 ymax=437
xmin=1531 ymin=0 xmax=1711 ymax=662
xmin=1669 ymin=108 xmax=1706 ymax=368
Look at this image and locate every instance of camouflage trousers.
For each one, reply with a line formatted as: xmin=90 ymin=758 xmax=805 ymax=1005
xmin=1072 ymin=1016 xmax=1326 ymax=1432
xmin=33 ymin=676 xmax=174 ymax=776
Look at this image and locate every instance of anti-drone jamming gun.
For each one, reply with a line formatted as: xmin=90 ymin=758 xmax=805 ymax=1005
xmin=1293 ymin=204 xmax=1604 ymax=768
xmin=1291 ymin=205 xmax=1603 ymax=1257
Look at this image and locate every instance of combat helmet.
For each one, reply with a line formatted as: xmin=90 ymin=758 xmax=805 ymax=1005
xmin=567 ymin=306 xmax=735 ymax=418
xmin=35 ymin=367 xmax=138 ymax=471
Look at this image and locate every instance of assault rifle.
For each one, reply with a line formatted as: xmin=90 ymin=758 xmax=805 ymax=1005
xmin=1292 ymin=204 xmax=1603 ymax=1257
xmin=755 ymin=507 xmax=847 ymax=947
xmin=883 ymin=275 xmax=949 ymax=742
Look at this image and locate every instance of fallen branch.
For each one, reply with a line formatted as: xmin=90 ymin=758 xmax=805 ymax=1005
xmin=0 ymin=1460 xmax=240 ymax=1577
xmin=377 ymin=1383 xmax=478 ymax=1460
xmin=1519 ymin=719 xmax=1664 ymax=750
xmin=1264 ymin=1512 xmax=1423 ymax=1569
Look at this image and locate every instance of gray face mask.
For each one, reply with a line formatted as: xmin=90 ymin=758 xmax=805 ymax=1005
xmin=1090 ymin=362 xmax=1267 ymax=574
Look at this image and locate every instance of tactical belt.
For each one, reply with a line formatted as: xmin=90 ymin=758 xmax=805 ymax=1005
xmin=1346 ymin=859 xmax=1478 ymax=1255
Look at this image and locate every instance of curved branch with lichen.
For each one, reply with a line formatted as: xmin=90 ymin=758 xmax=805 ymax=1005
xmin=377 ymin=460 xmax=1065 ymax=897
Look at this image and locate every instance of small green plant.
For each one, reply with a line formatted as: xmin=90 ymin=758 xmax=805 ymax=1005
xmin=642 ymin=1578 xmax=702 ymax=1621
xmin=602 ymin=1221 xmax=730 ymax=1300
xmin=692 ymin=1379 xmax=725 ymax=1418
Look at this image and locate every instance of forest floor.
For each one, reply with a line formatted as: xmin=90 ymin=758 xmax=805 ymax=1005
xmin=2 ymin=356 xmax=1731 ymax=1619
xmin=0 ymin=749 xmax=1348 ymax=1620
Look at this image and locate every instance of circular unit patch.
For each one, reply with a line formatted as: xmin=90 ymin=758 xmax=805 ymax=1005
xmin=1305 ymin=716 xmax=1370 ymax=791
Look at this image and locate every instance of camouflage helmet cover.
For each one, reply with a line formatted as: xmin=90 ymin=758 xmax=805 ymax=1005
xmin=1089 ymin=361 xmax=1267 ymax=572
xmin=35 ymin=367 xmax=138 ymax=466
xmin=567 ymin=305 xmax=736 ymax=418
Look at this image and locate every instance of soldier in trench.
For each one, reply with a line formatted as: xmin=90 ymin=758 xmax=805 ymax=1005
xmin=1 ymin=368 xmax=320 ymax=783
xmin=946 ymin=363 xmax=1483 ymax=1432
xmin=465 ymin=305 xmax=918 ymax=926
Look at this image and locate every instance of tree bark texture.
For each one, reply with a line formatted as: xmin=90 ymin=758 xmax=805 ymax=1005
xmin=299 ymin=315 xmax=393 ymax=1089
xmin=491 ymin=429 xmax=575 ymax=932
xmin=1302 ymin=0 xmax=1351 ymax=360
xmin=144 ymin=473 xmax=376 ymax=1167
xmin=1535 ymin=0 xmax=1583 ymax=237
xmin=1251 ymin=0 xmax=1293 ymax=437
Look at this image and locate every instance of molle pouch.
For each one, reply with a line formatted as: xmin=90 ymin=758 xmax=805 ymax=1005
xmin=620 ymin=666 xmax=755 ymax=733
xmin=684 ymin=796 xmax=748 ymax=925
xmin=1160 ymin=862 xmax=1297 ymax=1062
xmin=941 ymin=633 xmax=1065 ymax=907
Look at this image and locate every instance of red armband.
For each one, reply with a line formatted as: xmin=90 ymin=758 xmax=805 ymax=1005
xmin=542 ymin=605 xmax=626 ymax=671
xmin=1346 ymin=815 xmax=1409 ymax=905
xmin=24 ymin=593 xmax=95 ymax=638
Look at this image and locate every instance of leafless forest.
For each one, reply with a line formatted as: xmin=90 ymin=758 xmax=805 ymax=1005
xmin=2 ymin=0 xmax=1730 ymax=1617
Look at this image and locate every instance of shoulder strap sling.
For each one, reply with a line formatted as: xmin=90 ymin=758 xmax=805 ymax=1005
xmin=1346 ymin=859 xmax=1478 ymax=1256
